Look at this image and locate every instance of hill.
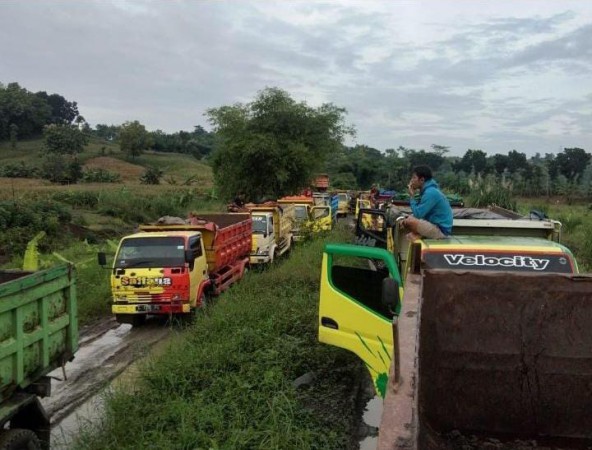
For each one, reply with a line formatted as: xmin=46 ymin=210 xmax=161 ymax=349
xmin=0 ymin=137 xmax=218 ymax=261
xmin=0 ymin=137 xmax=213 ymax=187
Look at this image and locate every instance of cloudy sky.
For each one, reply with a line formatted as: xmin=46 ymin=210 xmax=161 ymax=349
xmin=1 ymin=1 xmax=591 ymax=156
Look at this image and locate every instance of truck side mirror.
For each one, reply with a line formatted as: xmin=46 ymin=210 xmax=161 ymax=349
xmin=184 ymin=249 xmax=195 ymax=263
xmin=381 ymin=277 xmax=400 ymax=314
xmin=97 ymin=252 xmax=107 ymax=267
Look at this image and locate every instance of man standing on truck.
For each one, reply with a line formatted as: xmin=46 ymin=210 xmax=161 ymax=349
xmin=401 ymin=165 xmax=452 ymax=240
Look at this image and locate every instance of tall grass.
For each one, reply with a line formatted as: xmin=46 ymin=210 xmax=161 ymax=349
xmin=519 ymin=200 xmax=592 ymax=271
xmin=74 ymin=225 xmax=365 ymax=450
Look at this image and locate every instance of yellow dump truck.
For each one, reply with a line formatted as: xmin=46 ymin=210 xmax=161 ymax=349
xmin=334 ymin=192 xmax=351 ymax=217
xmin=246 ymin=203 xmax=295 ymax=265
xmin=99 ymin=213 xmax=252 ymax=325
xmin=319 ymin=207 xmax=592 ymax=449
xmin=278 ymin=196 xmax=314 ymax=242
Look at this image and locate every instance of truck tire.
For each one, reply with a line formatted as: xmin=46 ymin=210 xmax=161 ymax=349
xmin=0 ymin=429 xmax=41 ymax=450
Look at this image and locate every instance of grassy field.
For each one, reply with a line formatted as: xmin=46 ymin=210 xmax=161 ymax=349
xmin=74 ymin=224 xmax=366 ymax=450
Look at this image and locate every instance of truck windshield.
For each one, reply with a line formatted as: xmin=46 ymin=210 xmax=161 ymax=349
xmin=115 ymin=237 xmax=185 ymax=268
xmin=294 ymin=206 xmax=309 ymax=221
xmin=252 ymin=215 xmax=267 ymax=234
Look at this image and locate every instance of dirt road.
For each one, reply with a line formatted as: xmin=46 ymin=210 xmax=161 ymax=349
xmin=43 ymin=316 xmax=176 ymax=447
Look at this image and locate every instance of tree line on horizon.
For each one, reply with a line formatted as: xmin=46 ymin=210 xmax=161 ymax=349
xmin=1 ymin=82 xmax=591 ymax=202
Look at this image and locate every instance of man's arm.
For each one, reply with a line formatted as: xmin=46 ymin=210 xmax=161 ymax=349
xmin=410 ymin=190 xmax=438 ymax=219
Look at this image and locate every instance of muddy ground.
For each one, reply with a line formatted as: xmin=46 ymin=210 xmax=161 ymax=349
xmin=43 ymin=316 xmax=174 ymax=428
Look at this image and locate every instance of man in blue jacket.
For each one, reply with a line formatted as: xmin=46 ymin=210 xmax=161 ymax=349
xmin=402 ymin=165 xmax=453 ymax=240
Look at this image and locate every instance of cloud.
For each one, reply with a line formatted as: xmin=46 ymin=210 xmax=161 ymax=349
xmin=0 ymin=1 xmax=591 ymax=155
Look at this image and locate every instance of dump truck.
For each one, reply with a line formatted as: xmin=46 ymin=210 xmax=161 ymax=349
xmin=278 ymin=196 xmax=314 ymax=242
xmin=334 ymin=192 xmax=351 ymax=217
xmin=306 ymin=193 xmax=339 ymax=231
xmin=0 ymin=264 xmax=78 ymax=450
xmin=100 ymin=213 xmax=251 ymax=325
xmin=246 ymin=203 xmax=295 ymax=265
xmin=319 ymin=208 xmax=592 ymax=449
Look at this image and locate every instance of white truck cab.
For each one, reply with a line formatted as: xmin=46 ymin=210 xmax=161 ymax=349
xmin=251 ymin=212 xmax=276 ymax=264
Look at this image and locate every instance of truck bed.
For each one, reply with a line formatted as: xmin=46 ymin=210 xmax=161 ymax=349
xmin=379 ymin=270 xmax=592 ymax=449
xmin=188 ymin=213 xmax=252 ymax=272
xmin=0 ymin=265 xmax=78 ymax=404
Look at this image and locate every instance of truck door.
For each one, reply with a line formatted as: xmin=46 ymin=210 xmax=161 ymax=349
xmin=310 ymin=206 xmax=331 ymax=231
xmin=355 ymin=208 xmax=388 ymax=249
xmin=318 ymin=244 xmax=402 ymax=398
xmin=187 ymin=235 xmax=208 ymax=307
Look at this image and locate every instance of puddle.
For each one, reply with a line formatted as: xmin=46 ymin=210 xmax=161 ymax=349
xmin=42 ymin=324 xmax=132 ymax=420
xmin=47 ymin=322 xmax=178 ymax=448
xmin=50 ymin=393 xmax=106 ymax=450
xmin=359 ymin=395 xmax=383 ymax=450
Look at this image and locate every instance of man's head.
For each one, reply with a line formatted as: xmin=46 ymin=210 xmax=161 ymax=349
xmin=410 ymin=165 xmax=433 ymax=190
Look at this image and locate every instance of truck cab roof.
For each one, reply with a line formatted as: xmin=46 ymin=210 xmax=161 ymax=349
xmin=124 ymin=230 xmax=201 ymax=239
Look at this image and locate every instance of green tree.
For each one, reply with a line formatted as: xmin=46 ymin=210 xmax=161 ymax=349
xmin=34 ymin=91 xmax=79 ymax=124
xmin=43 ymin=124 xmax=89 ymax=155
xmin=454 ymin=149 xmax=488 ymax=174
xmin=507 ymin=150 xmax=529 ymax=173
xmin=0 ymin=82 xmax=51 ymax=139
xmin=120 ymin=121 xmax=153 ymax=159
xmin=207 ymin=87 xmax=353 ymax=201
xmin=94 ymin=123 xmax=121 ymax=141
xmin=553 ymin=147 xmax=590 ymax=179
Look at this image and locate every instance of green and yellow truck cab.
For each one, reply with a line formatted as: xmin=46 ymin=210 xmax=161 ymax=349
xmin=323 ymin=206 xmax=578 ymax=396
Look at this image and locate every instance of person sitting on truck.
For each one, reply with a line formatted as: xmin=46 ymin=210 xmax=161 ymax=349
xmin=401 ymin=165 xmax=453 ymax=240
xmin=370 ymin=185 xmax=379 ymax=208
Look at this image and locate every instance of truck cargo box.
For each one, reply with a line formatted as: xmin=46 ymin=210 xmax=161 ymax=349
xmin=379 ymin=270 xmax=592 ymax=449
xmin=186 ymin=213 xmax=252 ymax=272
xmin=0 ymin=265 xmax=78 ymax=404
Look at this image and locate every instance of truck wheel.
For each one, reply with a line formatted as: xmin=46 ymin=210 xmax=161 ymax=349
xmin=0 ymin=429 xmax=41 ymax=450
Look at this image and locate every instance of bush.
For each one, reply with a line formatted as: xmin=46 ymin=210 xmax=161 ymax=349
xmin=0 ymin=161 xmax=40 ymax=178
xmin=0 ymin=200 xmax=73 ymax=257
xmin=52 ymin=191 xmax=100 ymax=209
xmin=40 ymin=154 xmax=83 ymax=184
xmin=81 ymin=168 xmax=121 ymax=183
xmin=139 ymin=166 xmax=163 ymax=185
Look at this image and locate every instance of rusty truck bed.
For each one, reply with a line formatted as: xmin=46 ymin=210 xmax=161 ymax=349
xmin=379 ymin=270 xmax=592 ymax=450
